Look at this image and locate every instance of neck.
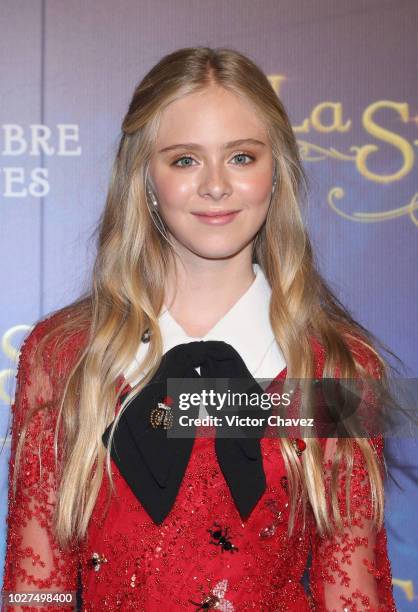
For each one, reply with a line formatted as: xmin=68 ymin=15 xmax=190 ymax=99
xmin=164 ymin=249 xmax=256 ymax=338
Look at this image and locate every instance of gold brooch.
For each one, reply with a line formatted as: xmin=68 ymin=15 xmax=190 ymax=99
xmin=150 ymin=395 xmax=174 ymax=429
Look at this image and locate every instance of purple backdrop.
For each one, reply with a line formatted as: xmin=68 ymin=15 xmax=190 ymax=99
xmin=1 ymin=1 xmax=417 ymax=608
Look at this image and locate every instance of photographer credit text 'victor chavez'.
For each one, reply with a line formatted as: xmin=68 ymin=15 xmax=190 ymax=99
xmin=178 ymin=413 xmax=315 ymax=428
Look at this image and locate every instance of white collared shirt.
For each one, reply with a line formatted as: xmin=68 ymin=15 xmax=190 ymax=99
xmin=124 ymin=264 xmax=286 ymax=412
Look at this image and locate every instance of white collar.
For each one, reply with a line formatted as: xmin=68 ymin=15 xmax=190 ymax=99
xmin=124 ymin=263 xmax=284 ymax=385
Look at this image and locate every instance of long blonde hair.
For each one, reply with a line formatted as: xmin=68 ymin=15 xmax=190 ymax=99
xmin=10 ymin=46 xmax=402 ymax=549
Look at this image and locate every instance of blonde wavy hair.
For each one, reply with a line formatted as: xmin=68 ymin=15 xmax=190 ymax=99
xmin=10 ymin=46 xmax=401 ymax=549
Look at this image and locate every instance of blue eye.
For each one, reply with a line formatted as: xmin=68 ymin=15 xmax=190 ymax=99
xmin=232 ymin=152 xmax=254 ymax=165
xmin=172 ymin=152 xmax=255 ymax=168
xmin=173 ymin=156 xmax=195 ymax=168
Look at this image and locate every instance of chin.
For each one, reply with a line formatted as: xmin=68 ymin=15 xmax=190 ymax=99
xmin=187 ymin=242 xmax=249 ymax=261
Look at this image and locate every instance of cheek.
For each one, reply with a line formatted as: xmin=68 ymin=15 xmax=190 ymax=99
xmin=242 ymin=189 xmax=272 ymax=220
xmin=158 ymin=170 xmax=195 ymax=204
xmin=237 ymin=174 xmax=272 ymax=205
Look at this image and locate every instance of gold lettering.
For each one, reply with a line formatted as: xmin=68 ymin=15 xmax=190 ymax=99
xmin=267 ymin=74 xmax=287 ymax=97
xmin=0 ymin=325 xmax=32 ymax=403
xmin=392 ymin=578 xmax=414 ymax=601
xmin=358 ymin=101 xmax=413 ymax=182
xmin=311 ymin=102 xmax=351 ymax=133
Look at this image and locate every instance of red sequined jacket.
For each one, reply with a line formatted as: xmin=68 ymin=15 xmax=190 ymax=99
xmin=2 ymin=314 xmax=397 ymax=611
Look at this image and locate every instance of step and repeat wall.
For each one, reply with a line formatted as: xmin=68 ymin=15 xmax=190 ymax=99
xmin=0 ymin=1 xmax=416 ymax=609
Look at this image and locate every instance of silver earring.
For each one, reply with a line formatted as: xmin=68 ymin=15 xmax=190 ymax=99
xmin=147 ymin=187 xmax=158 ymax=207
xmin=145 ymin=184 xmax=177 ymax=249
xmin=271 ymin=166 xmax=278 ymax=193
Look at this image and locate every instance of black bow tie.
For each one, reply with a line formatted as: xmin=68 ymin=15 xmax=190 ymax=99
xmin=102 ymin=340 xmax=275 ymax=525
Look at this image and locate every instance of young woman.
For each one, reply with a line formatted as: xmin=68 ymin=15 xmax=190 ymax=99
xmin=2 ymin=47 xmax=398 ymax=611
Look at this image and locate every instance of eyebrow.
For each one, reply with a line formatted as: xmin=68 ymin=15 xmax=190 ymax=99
xmin=157 ymin=138 xmax=267 ymax=154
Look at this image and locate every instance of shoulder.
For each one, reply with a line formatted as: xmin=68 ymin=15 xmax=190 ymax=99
xmin=342 ymin=332 xmax=384 ymax=379
xmin=309 ymin=331 xmax=384 ymax=379
xmin=18 ymin=307 xmax=88 ymax=385
xmin=309 ymin=335 xmax=326 ymax=377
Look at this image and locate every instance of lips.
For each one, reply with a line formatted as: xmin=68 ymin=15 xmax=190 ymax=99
xmin=191 ymin=210 xmax=241 ymax=225
xmin=192 ymin=210 xmax=239 ymax=217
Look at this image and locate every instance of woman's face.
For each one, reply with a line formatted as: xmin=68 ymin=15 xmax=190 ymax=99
xmin=147 ymin=84 xmax=274 ymax=261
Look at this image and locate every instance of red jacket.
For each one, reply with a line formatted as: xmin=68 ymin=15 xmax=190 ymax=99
xmin=2 ymin=314 xmax=396 ymax=611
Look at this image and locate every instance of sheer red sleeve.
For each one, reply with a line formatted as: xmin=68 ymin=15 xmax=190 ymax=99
xmin=2 ymin=320 xmax=79 ymax=612
xmin=309 ymin=436 xmax=396 ymax=611
xmin=309 ymin=348 xmax=397 ymax=611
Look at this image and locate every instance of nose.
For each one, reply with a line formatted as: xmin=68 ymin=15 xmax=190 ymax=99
xmin=198 ymin=163 xmax=232 ymax=200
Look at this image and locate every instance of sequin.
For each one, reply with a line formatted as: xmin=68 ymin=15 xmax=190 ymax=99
xmin=2 ymin=315 xmax=397 ymax=611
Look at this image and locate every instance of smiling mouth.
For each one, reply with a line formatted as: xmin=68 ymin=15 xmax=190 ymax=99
xmin=190 ymin=210 xmax=242 ymax=225
xmin=191 ymin=210 xmax=241 ymax=217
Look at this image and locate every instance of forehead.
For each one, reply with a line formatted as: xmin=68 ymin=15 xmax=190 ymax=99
xmin=154 ymin=86 xmax=269 ymax=148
